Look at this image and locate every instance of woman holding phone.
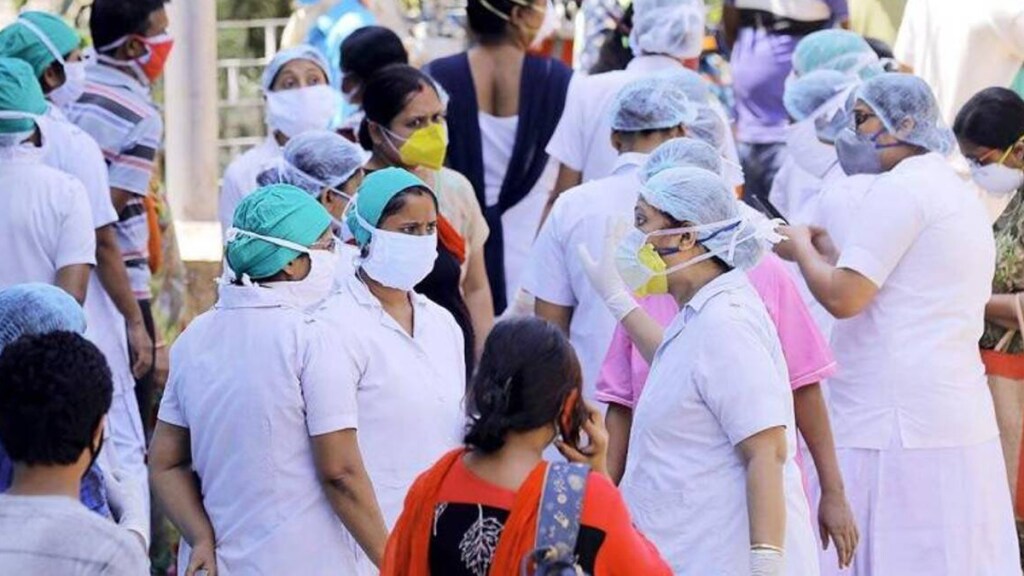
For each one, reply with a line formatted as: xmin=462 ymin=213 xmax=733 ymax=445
xmin=381 ymin=317 xmax=671 ymax=576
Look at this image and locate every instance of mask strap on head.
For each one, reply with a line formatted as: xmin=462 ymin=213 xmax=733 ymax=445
xmin=225 ymin=227 xmax=312 ymax=254
xmin=16 ymin=17 xmax=66 ymax=65
xmin=0 ymin=110 xmax=38 ymax=122
xmin=998 ymin=135 xmax=1024 ymax=165
xmin=478 ymin=0 xmax=537 ymax=23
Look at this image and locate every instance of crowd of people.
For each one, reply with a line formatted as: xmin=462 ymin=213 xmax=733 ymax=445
xmin=0 ymin=0 xmax=1022 ymax=575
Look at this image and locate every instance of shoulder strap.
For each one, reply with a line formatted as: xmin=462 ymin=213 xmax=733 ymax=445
xmin=534 ymin=462 xmax=589 ymax=560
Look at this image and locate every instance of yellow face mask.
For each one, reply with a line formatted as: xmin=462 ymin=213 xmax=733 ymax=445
xmin=633 ymin=243 xmax=669 ymax=296
xmin=389 ymin=123 xmax=448 ymax=171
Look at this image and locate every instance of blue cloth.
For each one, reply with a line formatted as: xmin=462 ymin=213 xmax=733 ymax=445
xmin=427 ymin=53 xmax=572 ymax=313
xmin=0 ymin=443 xmax=111 ymax=518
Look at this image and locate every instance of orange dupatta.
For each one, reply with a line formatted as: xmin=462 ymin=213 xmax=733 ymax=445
xmin=381 ymin=449 xmax=549 ymax=576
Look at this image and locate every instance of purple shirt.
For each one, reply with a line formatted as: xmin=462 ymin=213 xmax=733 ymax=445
xmin=729 ymin=0 xmax=849 ymax=144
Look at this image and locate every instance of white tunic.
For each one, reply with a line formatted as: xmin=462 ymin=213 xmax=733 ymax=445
xmin=0 ymin=149 xmax=95 ymax=287
xmin=832 ymin=153 xmax=998 ymax=450
xmin=218 ymin=137 xmax=283 ymax=236
xmin=522 ymin=152 xmax=646 ymax=396
xmin=158 ymin=285 xmax=361 ymax=575
xmin=620 ymin=270 xmax=819 ymax=576
xmin=316 ymin=273 xmax=465 ymax=530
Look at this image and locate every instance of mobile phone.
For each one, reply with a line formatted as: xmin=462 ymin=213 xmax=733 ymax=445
xmin=559 ymin=388 xmax=586 ymax=449
xmin=746 ymin=195 xmax=788 ymax=224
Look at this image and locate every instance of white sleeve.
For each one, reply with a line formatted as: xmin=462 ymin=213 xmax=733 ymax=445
xmin=695 ymin=320 xmax=790 ymax=446
xmin=522 ymin=199 xmax=576 ymax=306
xmin=545 ymin=76 xmax=586 ymax=171
xmin=836 ymin=178 xmax=926 ymax=288
xmin=56 ymin=179 xmax=98 ymax=269
xmin=157 ymin=340 xmax=187 ymax=427
xmin=301 ymin=320 xmax=360 ymax=437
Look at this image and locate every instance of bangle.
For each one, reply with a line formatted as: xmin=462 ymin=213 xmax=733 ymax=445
xmin=751 ymin=543 xmax=784 ymax=554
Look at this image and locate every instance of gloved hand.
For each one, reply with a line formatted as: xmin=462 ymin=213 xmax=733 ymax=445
xmin=750 ymin=547 xmax=784 ymax=576
xmin=576 ymin=221 xmax=638 ymax=322
xmin=502 ymin=288 xmax=535 ymax=319
xmin=104 ymin=468 xmax=150 ymax=553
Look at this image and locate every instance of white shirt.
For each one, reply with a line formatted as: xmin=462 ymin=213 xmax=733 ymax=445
xmin=317 ymin=273 xmax=465 ymax=530
xmin=479 ymin=112 xmax=559 ymax=300
xmin=620 ymin=270 xmax=818 ymax=576
xmin=895 ymin=0 xmax=1024 ymax=124
xmin=546 ymin=55 xmax=684 ymax=183
xmin=157 ymin=285 xmax=360 ymax=575
xmin=832 ymin=153 xmax=998 ymax=449
xmin=522 ymin=153 xmax=646 ymax=396
xmin=734 ymin=0 xmax=834 ymax=20
xmin=0 ymin=149 xmax=95 ymax=288
xmin=218 ymin=137 xmax=283 ymax=236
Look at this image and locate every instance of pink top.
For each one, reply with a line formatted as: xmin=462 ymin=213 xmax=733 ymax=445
xmin=596 ymin=253 xmax=837 ymax=409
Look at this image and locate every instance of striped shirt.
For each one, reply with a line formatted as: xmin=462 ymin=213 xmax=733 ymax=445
xmin=65 ymin=63 xmax=163 ymax=300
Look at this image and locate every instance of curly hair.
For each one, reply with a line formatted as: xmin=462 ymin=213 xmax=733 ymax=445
xmin=0 ymin=331 xmax=112 ymax=466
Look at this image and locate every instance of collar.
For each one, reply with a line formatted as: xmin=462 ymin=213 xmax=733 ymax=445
xmin=613 ymin=152 xmax=648 ymax=175
xmin=341 ymin=270 xmax=429 ymax=310
xmin=626 ymin=54 xmax=685 ymax=74
xmin=214 ymin=282 xmax=302 ymax=311
xmin=683 ymin=269 xmax=749 ymax=317
xmin=88 ymin=61 xmax=152 ymax=101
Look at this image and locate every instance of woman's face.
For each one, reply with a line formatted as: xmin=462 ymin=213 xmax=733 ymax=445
xmin=958 ymin=137 xmax=1024 ymax=171
xmin=633 ymin=198 xmax=700 ymax=269
xmin=271 ymin=59 xmax=328 ymax=92
xmin=377 ymin=191 xmax=438 ymax=237
xmin=373 ymin=83 xmax=447 ymax=166
xmin=283 ymin=229 xmax=334 ymax=281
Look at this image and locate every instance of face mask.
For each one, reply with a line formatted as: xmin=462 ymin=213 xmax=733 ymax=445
xmin=16 ymin=17 xmax=87 ymax=107
xmin=97 ymin=33 xmax=174 ymax=83
xmin=352 ymin=204 xmax=438 ymax=291
xmin=972 ymin=163 xmax=1024 ymax=197
xmin=224 ymin=227 xmax=337 ymax=309
xmin=787 ymin=118 xmax=838 ymax=178
xmin=835 ymin=127 xmax=902 ymax=176
xmin=382 ymin=123 xmax=448 ymax=171
xmin=266 ymin=85 xmax=341 ymax=138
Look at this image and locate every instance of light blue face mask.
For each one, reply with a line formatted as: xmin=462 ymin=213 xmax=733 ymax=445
xmin=834 ymin=127 xmax=905 ymax=175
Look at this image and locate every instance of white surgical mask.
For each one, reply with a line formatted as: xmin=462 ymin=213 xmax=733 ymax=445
xmin=351 ymin=204 xmax=438 ymax=291
xmin=266 ymin=85 xmax=341 ymax=139
xmin=971 ymin=163 xmax=1024 ymax=197
xmin=224 ymin=227 xmax=337 ymax=310
xmin=17 ymin=17 xmax=86 ymax=108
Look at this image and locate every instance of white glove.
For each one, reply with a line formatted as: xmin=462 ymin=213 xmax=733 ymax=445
xmin=104 ymin=468 xmax=150 ymax=553
xmin=502 ymin=288 xmax=535 ymax=319
xmin=750 ymin=548 xmax=784 ymax=576
xmin=576 ymin=221 xmax=638 ymax=322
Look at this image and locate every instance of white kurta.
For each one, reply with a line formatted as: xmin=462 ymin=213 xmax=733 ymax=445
xmin=218 ymin=137 xmax=283 ymax=236
xmin=825 ymin=152 xmax=1018 ymax=574
xmin=621 ymin=270 xmax=819 ymax=576
xmin=522 ymin=152 xmax=646 ymax=396
xmin=159 ymin=285 xmax=361 ymax=575
xmin=317 ymin=272 xmax=466 ymax=573
xmin=479 ymin=112 xmax=558 ymax=300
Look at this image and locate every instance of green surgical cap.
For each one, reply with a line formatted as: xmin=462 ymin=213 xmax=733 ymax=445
xmin=346 ymin=167 xmax=435 ymax=247
xmin=225 ymin=184 xmax=331 ymax=280
xmin=0 ymin=57 xmax=47 ymax=134
xmin=0 ymin=12 xmax=80 ymax=77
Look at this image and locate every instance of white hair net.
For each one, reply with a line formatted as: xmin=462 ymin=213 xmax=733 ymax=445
xmin=641 ymin=137 xmax=722 ymax=182
xmin=641 ymin=167 xmax=764 ymax=270
xmin=610 ymin=77 xmax=698 ymax=132
xmin=283 ymin=130 xmax=366 ymax=189
xmin=261 ymin=44 xmax=332 ymax=92
xmin=792 ymin=29 xmax=884 ymax=80
xmin=784 ymin=69 xmax=859 ymax=122
xmin=630 ymin=0 xmax=706 ymax=60
xmin=857 ymin=73 xmax=955 ymax=154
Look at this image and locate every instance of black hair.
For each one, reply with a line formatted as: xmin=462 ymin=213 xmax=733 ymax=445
xmin=0 ymin=332 xmax=112 ymax=466
xmin=590 ymin=4 xmax=635 ymax=74
xmin=464 ymin=317 xmax=582 ymax=453
xmin=953 ymin=87 xmax=1024 ymax=151
xmin=340 ymin=26 xmax=408 ymax=81
xmin=357 ymin=65 xmax=440 ymax=151
xmin=90 ymin=0 xmax=168 ymax=49
xmin=863 ymin=37 xmax=893 ymax=61
xmin=466 ymin=0 xmax=521 ymax=43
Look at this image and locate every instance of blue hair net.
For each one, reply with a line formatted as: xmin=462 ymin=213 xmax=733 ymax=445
xmin=641 ymin=137 xmax=722 ymax=182
xmin=792 ymin=29 xmax=884 ymax=80
xmin=261 ymin=44 xmax=332 ymax=92
xmin=0 ymin=283 xmax=85 ymax=353
xmin=857 ymin=73 xmax=955 ymax=154
xmin=610 ymin=76 xmax=697 ymax=132
xmin=784 ymin=69 xmax=859 ymax=122
xmin=282 ymin=129 xmax=366 ymax=193
xmin=630 ymin=0 xmax=706 ymax=60
xmin=658 ymin=68 xmax=709 ymax=103
xmin=641 ymin=167 xmax=763 ymax=270
xmin=255 ymin=164 xmax=320 ymax=197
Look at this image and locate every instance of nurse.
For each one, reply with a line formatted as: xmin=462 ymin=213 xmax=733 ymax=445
xmin=317 ymin=168 xmax=465 ymax=573
xmin=583 ymin=167 xmax=819 ymax=575
xmin=525 ymin=75 xmax=693 ymax=396
xmin=255 ymin=128 xmax=367 ymax=287
xmin=0 ymin=57 xmax=94 ymax=302
xmin=150 ymin=184 xmax=387 ymax=575
xmin=218 ymin=45 xmax=340 ymax=234
xmin=776 ymin=74 xmax=1020 ymax=575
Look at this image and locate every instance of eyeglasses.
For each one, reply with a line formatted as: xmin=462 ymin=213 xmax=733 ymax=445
xmin=852 ymin=110 xmax=878 ymax=129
